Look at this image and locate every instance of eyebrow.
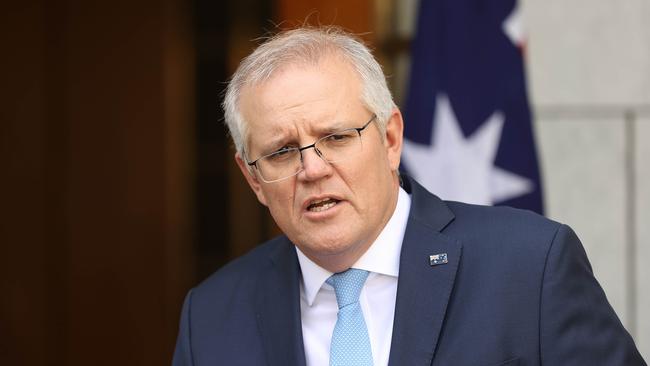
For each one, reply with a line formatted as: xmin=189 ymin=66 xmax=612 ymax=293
xmin=253 ymin=119 xmax=356 ymax=155
xmin=252 ymin=132 xmax=296 ymax=158
xmin=312 ymin=119 xmax=360 ymax=135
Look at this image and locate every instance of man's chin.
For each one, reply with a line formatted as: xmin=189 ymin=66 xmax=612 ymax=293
xmin=295 ymin=232 xmax=367 ymax=257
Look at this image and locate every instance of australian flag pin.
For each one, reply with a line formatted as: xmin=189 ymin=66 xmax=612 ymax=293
xmin=429 ymin=253 xmax=448 ymax=266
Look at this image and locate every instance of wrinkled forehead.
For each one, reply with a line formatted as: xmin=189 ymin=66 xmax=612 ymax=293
xmin=238 ymin=55 xmax=364 ymax=151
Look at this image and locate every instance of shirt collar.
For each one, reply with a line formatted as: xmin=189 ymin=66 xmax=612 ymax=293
xmin=296 ymin=187 xmax=412 ymax=306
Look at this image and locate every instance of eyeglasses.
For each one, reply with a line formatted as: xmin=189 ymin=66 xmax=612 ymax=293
xmin=246 ymin=114 xmax=377 ymax=183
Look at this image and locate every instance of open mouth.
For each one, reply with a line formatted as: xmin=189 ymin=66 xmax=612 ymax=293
xmin=307 ymin=198 xmax=340 ymax=212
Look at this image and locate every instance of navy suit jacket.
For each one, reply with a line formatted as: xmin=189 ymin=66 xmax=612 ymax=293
xmin=173 ymin=177 xmax=645 ymax=366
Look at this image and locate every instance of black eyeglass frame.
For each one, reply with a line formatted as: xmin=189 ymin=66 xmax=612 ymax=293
xmin=246 ymin=114 xmax=378 ymax=182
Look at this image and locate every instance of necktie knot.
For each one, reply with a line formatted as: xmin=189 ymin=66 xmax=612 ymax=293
xmin=326 ymin=268 xmax=369 ymax=309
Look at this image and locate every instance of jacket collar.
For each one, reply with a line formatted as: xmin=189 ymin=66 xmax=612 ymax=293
xmin=388 ymin=176 xmax=462 ymax=366
xmin=255 ymin=238 xmax=307 ymax=366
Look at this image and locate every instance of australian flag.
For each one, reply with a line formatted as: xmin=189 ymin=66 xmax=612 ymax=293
xmin=401 ymin=0 xmax=544 ymax=214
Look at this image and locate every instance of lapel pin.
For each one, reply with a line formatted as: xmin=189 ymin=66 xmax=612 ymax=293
xmin=429 ymin=253 xmax=448 ymax=266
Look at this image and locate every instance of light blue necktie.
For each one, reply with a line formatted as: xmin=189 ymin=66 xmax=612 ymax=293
xmin=326 ymin=268 xmax=374 ymax=366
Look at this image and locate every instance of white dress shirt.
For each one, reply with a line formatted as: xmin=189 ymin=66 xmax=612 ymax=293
xmin=296 ymin=187 xmax=411 ymax=366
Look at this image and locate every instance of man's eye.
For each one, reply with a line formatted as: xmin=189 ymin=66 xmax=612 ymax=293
xmin=267 ymin=147 xmax=294 ymax=161
xmin=325 ymin=132 xmax=354 ymax=143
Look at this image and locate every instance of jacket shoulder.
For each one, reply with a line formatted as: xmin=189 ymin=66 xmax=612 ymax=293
xmin=191 ymin=235 xmax=290 ymax=301
xmin=446 ymin=201 xmax=561 ymax=242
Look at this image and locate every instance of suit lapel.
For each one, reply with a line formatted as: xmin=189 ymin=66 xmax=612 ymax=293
xmin=255 ymin=239 xmax=307 ymax=366
xmin=388 ymin=177 xmax=462 ymax=366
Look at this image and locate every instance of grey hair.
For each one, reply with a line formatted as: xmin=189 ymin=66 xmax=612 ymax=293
xmin=222 ymin=26 xmax=396 ymax=157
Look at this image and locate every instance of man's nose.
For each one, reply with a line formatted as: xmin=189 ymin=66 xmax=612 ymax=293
xmin=299 ymin=147 xmax=332 ymax=181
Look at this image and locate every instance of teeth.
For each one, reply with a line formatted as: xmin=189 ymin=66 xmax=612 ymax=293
xmin=310 ymin=201 xmax=336 ymax=212
xmin=308 ymin=198 xmax=338 ymax=212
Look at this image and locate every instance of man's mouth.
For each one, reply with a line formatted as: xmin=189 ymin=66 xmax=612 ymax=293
xmin=307 ymin=198 xmax=340 ymax=212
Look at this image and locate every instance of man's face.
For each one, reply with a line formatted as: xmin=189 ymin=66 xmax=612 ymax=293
xmin=236 ymin=55 xmax=403 ymax=272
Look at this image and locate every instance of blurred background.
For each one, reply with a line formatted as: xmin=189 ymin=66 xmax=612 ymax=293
xmin=1 ymin=0 xmax=648 ymax=364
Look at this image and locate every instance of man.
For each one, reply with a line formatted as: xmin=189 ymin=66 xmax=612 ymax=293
xmin=173 ymin=27 xmax=646 ymax=366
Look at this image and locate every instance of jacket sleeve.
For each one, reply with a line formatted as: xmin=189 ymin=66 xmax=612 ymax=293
xmin=539 ymin=224 xmax=646 ymax=365
xmin=172 ymin=289 xmax=195 ymax=366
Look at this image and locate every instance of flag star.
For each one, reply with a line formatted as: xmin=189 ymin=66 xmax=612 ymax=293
xmin=502 ymin=1 xmax=526 ymax=47
xmin=402 ymin=94 xmax=534 ymax=205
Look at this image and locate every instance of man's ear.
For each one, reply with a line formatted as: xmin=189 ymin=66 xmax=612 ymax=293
xmin=383 ymin=107 xmax=404 ymax=171
xmin=235 ymin=152 xmax=268 ymax=206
